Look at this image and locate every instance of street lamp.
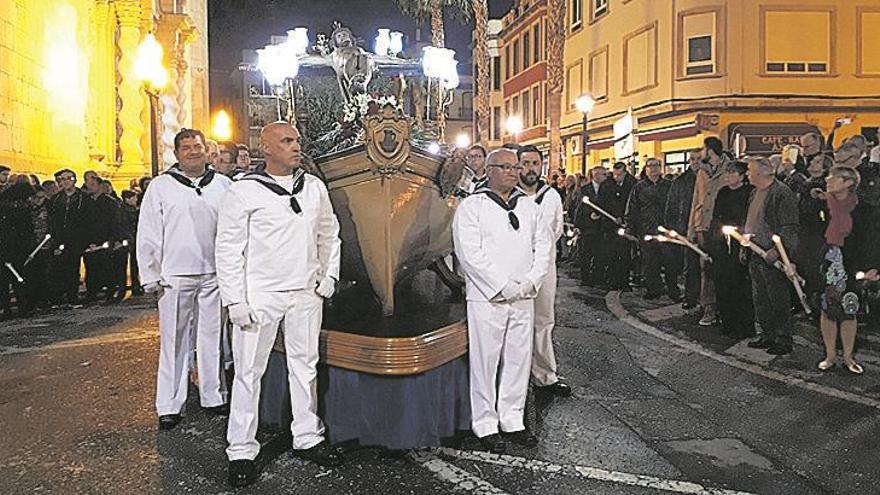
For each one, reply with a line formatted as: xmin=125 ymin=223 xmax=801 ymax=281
xmin=575 ymin=94 xmax=596 ymax=175
xmin=421 ymin=46 xmax=459 ymax=121
xmin=134 ymin=33 xmax=169 ymax=177
xmin=257 ymin=40 xmax=301 ymax=121
xmin=455 ymin=132 xmax=471 ymax=149
xmin=505 ymin=115 xmax=523 ymax=143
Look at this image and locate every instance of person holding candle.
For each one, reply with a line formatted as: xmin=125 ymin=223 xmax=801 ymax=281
xmin=742 ymin=156 xmax=800 ymax=355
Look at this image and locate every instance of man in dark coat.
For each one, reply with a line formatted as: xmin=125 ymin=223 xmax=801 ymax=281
xmin=597 ymin=161 xmax=636 ymax=291
xmin=665 ymin=151 xmax=700 ymax=308
xmin=0 ymin=182 xmax=35 ymax=318
xmin=573 ymin=166 xmax=607 ymax=286
xmin=81 ymin=171 xmax=120 ymax=303
xmin=743 ymin=156 xmax=800 ymax=356
xmin=627 ymin=158 xmax=679 ymax=300
xmin=48 ymin=169 xmax=89 ymax=305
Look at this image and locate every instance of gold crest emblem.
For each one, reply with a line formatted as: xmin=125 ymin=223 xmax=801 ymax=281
xmin=364 ymin=104 xmax=411 ymax=171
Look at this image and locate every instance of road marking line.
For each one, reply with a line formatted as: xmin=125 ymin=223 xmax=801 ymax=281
xmin=607 ymin=291 xmax=880 ymax=410
xmin=0 ymin=330 xmax=156 ymax=356
xmin=435 ymin=448 xmax=755 ymax=495
xmin=407 ymin=450 xmax=509 ymax=494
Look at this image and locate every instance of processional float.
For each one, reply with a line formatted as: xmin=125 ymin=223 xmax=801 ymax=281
xmin=244 ymin=23 xmax=472 ymax=448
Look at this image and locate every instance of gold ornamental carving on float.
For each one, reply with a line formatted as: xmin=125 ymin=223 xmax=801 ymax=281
xmin=364 ymin=103 xmax=411 ymax=173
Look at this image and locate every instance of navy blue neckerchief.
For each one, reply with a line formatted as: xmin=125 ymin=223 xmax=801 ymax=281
xmin=473 ymin=185 xmax=525 ymax=230
xmin=534 ymin=180 xmax=553 ymax=205
xmin=240 ymin=169 xmax=306 ymax=214
xmin=164 ymin=165 xmax=215 ymax=196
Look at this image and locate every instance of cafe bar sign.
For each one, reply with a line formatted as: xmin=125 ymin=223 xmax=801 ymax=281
xmin=728 ymin=123 xmax=820 ymax=156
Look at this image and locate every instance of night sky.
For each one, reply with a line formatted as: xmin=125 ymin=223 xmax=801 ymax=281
xmin=208 ymin=0 xmax=514 ymax=106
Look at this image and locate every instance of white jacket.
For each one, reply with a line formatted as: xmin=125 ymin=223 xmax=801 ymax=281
xmin=215 ymin=172 xmax=341 ymax=305
xmin=527 ymin=182 xmax=564 ymax=262
xmin=136 ymin=168 xmax=232 ymax=285
xmin=453 ymin=186 xmax=552 ymax=302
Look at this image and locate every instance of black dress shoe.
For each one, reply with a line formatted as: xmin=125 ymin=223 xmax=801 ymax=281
xmin=747 ymin=338 xmax=774 ymax=349
xmin=502 ymin=429 xmax=538 ymax=448
xmin=228 ymin=459 xmax=257 ymax=487
xmin=158 ymin=414 xmax=182 ymax=430
xmin=766 ymin=344 xmax=792 ymax=355
xmin=536 ymin=381 xmax=573 ymax=397
xmin=293 ymin=441 xmax=344 ymax=467
xmin=477 ymin=433 xmax=507 ymax=454
xmin=203 ymin=404 xmax=229 ymax=416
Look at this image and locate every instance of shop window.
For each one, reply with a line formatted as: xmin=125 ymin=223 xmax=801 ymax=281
xmin=592 ymin=0 xmax=608 ymax=21
xmin=763 ymin=9 xmax=833 ymax=75
xmin=533 ymin=24 xmax=541 ymax=62
xmin=571 ymin=0 xmax=582 ymax=30
xmin=523 ymin=32 xmax=531 ymax=69
xmin=664 ymin=151 xmax=688 ymax=174
xmin=492 ymin=56 xmax=501 ymax=90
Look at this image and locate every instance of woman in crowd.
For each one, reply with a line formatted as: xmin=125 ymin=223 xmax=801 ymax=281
xmin=815 ymin=166 xmax=869 ymax=374
xmin=707 ymin=161 xmax=755 ymax=338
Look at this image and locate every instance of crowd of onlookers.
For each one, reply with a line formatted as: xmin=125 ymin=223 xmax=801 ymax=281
xmin=0 ymin=139 xmax=255 ymax=320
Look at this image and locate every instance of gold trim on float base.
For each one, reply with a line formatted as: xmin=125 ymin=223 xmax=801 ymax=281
xmin=273 ymin=320 xmax=469 ymax=376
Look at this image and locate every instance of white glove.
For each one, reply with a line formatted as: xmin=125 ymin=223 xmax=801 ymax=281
xmin=228 ymin=303 xmax=257 ymax=329
xmin=870 ymin=145 xmax=880 ymax=164
xmin=500 ymin=280 xmax=521 ymax=301
xmin=143 ymin=282 xmax=161 ymax=294
xmin=315 ymin=276 xmax=337 ymax=298
xmin=517 ymin=279 xmax=538 ymax=299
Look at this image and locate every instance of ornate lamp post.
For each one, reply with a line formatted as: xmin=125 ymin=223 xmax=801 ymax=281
xmin=134 ymin=33 xmax=169 ymax=177
xmin=421 ymin=46 xmax=459 ymax=139
xmin=575 ymin=94 xmax=595 ymax=175
xmin=257 ymin=35 xmax=301 ymax=122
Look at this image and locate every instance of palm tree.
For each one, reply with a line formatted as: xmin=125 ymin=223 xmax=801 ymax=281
xmin=395 ymin=0 xmax=473 ymax=138
xmin=547 ymin=0 xmax=566 ymax=172
xmin=473 ymin=0 xmax=490 ymax=144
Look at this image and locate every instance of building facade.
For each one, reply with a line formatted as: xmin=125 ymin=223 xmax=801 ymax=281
xmin=498 ymin=0 xmax=550 ymax=148
xmin=560 ymin=0 xmax=880 ymax=174
xmin=0 ymin=0 xmax=210 ymax=187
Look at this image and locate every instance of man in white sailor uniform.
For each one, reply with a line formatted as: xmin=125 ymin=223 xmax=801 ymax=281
xmin=137 ymin=128 xmax=232 ymax=431
xmin=453 ymin=148 xmax=552 ymax=454
xmin=517 ymin=145 xmax=572 ymax=397
xmin=216 ymin=122 xmax=342 ymax=487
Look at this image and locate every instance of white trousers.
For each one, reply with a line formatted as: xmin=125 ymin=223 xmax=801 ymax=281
xmin=156 ymin=274 xmax=224 ymax=415
xmin=467 ymin=299 xmax=534 ymax=438
xmin=226 ymin=290 xmax=325 ymax=461
xmin=531 ymin=262 xmax=559 ymax=386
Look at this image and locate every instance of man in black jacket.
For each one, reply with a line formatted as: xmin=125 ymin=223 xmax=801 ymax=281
xmin=81 ymin=171 xmax=120 ymax=303
xmin=48 ymin=169 xmax=89 ymax=305
xmin=665 ymin=151 xmax=700 ymax=308
xmin=598 ymin=162 xmax=636 ymax=291
xmin=574 ymin=166 xmax=607 ymax=285
xmin=627 ymin=158 xmax=679 ymax=300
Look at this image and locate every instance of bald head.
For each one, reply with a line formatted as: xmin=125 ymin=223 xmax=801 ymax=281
xmin=260 ymin=121 xmax=302 ymax=175
xmin=485 ymin=148 xmax=521 ymax=194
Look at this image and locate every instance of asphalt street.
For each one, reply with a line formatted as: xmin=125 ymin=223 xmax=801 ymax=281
xmin=1 ymin=268 xmax=878 ymax=494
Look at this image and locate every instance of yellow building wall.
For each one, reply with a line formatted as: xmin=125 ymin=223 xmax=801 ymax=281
xmin=0 ymin=0 xmax=99 ymax=178
xmin=0 ymin=0 xmax=210 ymax=187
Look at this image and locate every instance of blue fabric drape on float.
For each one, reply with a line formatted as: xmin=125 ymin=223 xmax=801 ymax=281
xmin=259 ymin=352 xmax=471 ymax=449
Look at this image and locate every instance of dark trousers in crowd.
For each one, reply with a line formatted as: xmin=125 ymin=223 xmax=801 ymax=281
xmin=22 ymin=251 xmax=50 ymax=313
xmin=579 ymin=231 xmax=603 ymax=285
xmin=52 ymin=249 xmax=82 ymax=304
xmin=0 ymin=266 xmax=13 ymax=315
xmin=605 ymin=235 xmax=631 ymax=290
xmin=128 ymin=246 xmax=141 ymax=294
xmin=640 ymin=243 xmax=681 ymax=299
xmin=713 ymin=250 xmax=754 ymax=337
xmin=682 ymin=249 xmax=701 ymax=307
xmin=749 ymin=258 xmax=793 ymax=347
xmin=84 ymin=251 xmax=118 ymax=301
